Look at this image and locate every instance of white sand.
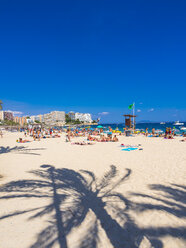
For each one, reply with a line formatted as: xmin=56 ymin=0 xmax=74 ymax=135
xmin=0 ymin=131 xmax=186 ymax=248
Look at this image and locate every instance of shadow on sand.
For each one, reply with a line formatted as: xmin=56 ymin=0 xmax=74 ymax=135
xmin=0 ymin=165 xmax=185 ymax=248
xmin=0 ymin=146 xmax=46 ymax=155
xmin=130 ymin=183 xmax=186 ymax=247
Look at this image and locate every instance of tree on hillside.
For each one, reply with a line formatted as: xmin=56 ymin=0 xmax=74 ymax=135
xmin=65 ymin=114 xmax=72 ymax=123
xmin=74 ymin=118 xmax=81 ymax=124
xmin=3 ymin=119 xmax=19 ymax=126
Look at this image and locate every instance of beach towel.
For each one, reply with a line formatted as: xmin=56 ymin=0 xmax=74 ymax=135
xmin=16 ymin=141 xmax=31 ymax=143
xmin=122 ymin=147 xmax=138 ymax=151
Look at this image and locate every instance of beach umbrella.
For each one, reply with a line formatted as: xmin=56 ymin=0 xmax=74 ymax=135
xmin=97 ymin=125 xmax=103 ymax=128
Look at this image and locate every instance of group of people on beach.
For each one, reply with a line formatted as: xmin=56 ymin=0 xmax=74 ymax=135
xmin=144 ymin=127 xmax=180 ymax=139
xmin=65 ymin=128 xmax=119 ymax=143
xmin=1 ymin=124 xmax=184 ymax=143
xmin=24 ymin=128 xmax=61 ymax=141
xmin=15 ymin=127 xmax=61 ymax=143
xmin=164 ymin=127 xmax=173 ymax=139
xmin=87 ymin=134 xmax=118 ymax=142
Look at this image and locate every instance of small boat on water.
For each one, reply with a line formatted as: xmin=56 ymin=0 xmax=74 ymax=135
xmin=160 ymin=122 xmax=165 ymax=124
xmin=173 ymin=121 xmax=184 ymax=126
xmin=180 ymin=127 xmax=186 ymax=131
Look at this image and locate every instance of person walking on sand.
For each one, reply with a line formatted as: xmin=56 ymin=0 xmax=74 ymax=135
xmin=66 ymin=129 xmax=71 ymax=142
xmin=145 ymin=128 xmax=148 ymax=136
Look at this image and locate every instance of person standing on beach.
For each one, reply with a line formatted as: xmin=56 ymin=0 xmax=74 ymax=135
xmin=66 ymin=129 xmax=71 ymax=142
xmin=0 ymin=130 xmax=3 ymax=138
xmin=152 ymin=128 xmax=155 ymax=136
xmin=145 ymin=128 xmax=148 ymax=136
xmin=38 ymin=130 xmax=41 ymax=141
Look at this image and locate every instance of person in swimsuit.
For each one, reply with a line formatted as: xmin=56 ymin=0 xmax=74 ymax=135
xmin=112 ymin=135 xmax=118 ymax=142
xmin=145 ymin=128 xmax=148 ymax=136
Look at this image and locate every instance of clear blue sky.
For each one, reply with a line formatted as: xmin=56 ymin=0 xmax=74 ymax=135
xmin=1 ymin=0 xmax=186 ymax=122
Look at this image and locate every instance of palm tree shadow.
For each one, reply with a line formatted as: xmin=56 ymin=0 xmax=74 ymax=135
xmin=0 ymin=165 xmax=168 ymax=248
xmin=0 ymin=165 xmax=141 ymax=248
xmin=131 ymin=183 xmax=186 ymax=246
xmin=54 ymin=166 xmax=143 ymax=248
xmin=0 ymin=146 xmax=46 ymax=155
xmin=132 ymin=183 xmax=186 ymax=218
xmin=0 ymin=164 xmax=68 ymax=248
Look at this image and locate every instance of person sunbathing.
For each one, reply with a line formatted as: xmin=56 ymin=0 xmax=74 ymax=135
xmin=72 ymin=142 xmax=94 ymax=145
xmin=53 ymin=134 xmax=61 ymax=138
xmin=17 ymin=138 xmax=30 ymax=143
xmin=112 ymin=135 xmax=118 ymax=142
xmin=100 ymin=135 xmax=107 ymax=142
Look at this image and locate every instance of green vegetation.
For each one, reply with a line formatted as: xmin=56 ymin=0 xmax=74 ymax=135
xmin=65 ymin=114 xmax=72 ymax=123
xmin=74 ymin=119 xmax=81 ymax=124
xmin=65 ymin=114 xmax=82 ymax=125
xmin=0 ymin=119 xmax=19 ymax=126
xmin=35 ymin=120 xmax=41 ymax=124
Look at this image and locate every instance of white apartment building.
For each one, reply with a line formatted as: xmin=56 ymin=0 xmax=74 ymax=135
xmin=30 ymin=116 xmax=37 ymax=122
xmin=75 ymin=113 xmax=92 ymax=123
xmin=43 ymin=111 xmax=65 ymax=125
xmin=0 ymin=111 xmax=14 ymax=121
xmin=30 ymin=115 xmax=44 ymax=123
xmin=68 ymin=111 xmax=75 ymax=120
xmin=26 ymin=118 xmax=34 ymax=124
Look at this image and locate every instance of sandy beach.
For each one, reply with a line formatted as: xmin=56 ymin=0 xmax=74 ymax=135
xmin=0 ymin=131 xmax=186 ymax=248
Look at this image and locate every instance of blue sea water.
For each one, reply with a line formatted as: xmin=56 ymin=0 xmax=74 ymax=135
xmin=100 ymin=122 xmax=186 ymax=133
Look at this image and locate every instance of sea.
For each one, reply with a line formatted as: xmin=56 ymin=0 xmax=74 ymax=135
xmin=100 ymin=122 xmax=186 ymax=134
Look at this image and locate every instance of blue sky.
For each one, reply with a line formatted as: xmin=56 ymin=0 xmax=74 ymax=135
xmin=1 ymin=0 xmax=186 ymax=123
